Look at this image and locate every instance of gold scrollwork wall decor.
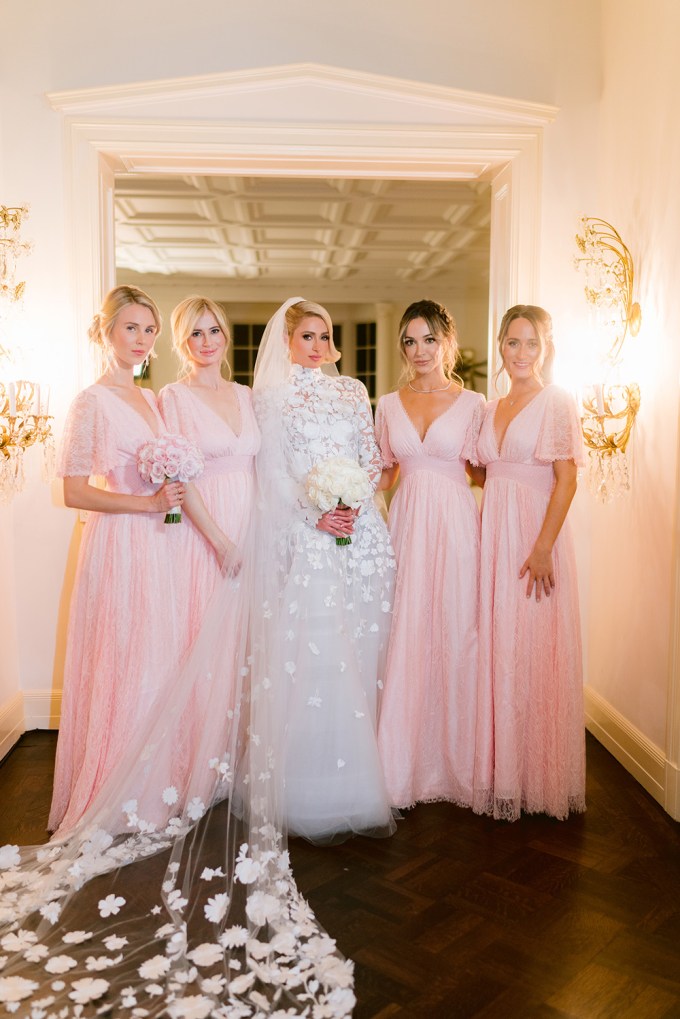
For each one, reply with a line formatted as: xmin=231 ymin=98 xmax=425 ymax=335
xmin=0 ymin=205 xmax=53 ymax=502
xmin=574 ymin=217 xmax=642 ymax=501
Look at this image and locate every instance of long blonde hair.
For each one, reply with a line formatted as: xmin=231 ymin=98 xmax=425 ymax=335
xmin=88 ymin=285 xmax=161 ymax=364
xmin=397 ymin=299 xmax=460 ymax=386
xmin=284 ymin=300 xmax=341 ymax=364
xmin=170 ymin=296 xmax=231 ymax=379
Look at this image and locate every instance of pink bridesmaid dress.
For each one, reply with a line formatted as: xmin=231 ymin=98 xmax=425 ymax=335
xmin=49 ymin=384 xmax=181 ymax=833
xmin=157 ymin=383 xmax=260 ymax=805
xmin=376 ymin=388 xmax=485 ymax=808
xmin=158 ymin=382 xmax=260 ymax=645
xmin=473 ymin=385 xmax=586 ymax=821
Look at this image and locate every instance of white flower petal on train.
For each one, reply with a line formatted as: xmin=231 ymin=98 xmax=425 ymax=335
xmin=98 ymin=894 xmax=125 ymax=918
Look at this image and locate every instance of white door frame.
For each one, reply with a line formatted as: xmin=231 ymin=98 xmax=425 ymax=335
xmin=48 ymin=64 xmax=557 ymax=390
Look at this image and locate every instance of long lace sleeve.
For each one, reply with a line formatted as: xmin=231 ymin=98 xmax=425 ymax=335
xmin=352 ymin=380 xmax=382 ymax=490
xmin=461 ymin=392 xmax=486 ymax=465
xmin=536 ymin=386 xmax=585 ymax=466
xmin=374 ymin=396 xmax=397 ymax=468
xmin=57 ymin=388 xmax=118 ymax=478
xmin=253 ymin=385 xmax=323 ymax=529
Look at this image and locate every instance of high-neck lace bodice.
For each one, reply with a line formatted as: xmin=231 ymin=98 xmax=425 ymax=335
xmin=282 ymin=365 xmax=382 ymax=488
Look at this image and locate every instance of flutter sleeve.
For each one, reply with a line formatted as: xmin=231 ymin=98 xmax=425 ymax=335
xmin=57 ymin=388 xmax=119 ymax=478
xmin=374 ymin=396 xmax=397 ymax=468
xmin=158 ymin=384 xmax=197 ymax=442
xmin=535 ymin=386 xmax=585 ymax=467
xmin=461 ymin=391 xmax=486 ymax=465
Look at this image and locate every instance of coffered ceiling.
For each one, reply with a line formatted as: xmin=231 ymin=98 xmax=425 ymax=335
xmin=115 ymin=174 xmax=491 ymax=301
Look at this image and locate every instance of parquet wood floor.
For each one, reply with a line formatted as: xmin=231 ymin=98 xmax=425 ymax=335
xmin=1 ymin=731 xmax=679 ymax=1017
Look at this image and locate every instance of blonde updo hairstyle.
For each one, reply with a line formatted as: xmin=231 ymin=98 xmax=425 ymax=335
xmin=88 ymin=285 xmax=162 ymax=365
xmin=284 ymin=300 xmax=341 ymax=364
xmin=398 ymin=299 xmax=461 ymax=387
xmin=495 ymin=304 xmax=555 ymax=387
xmin=171 ymin=296 xmax=232 ymax=379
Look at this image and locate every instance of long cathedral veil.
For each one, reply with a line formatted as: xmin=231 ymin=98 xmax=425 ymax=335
xmin=0 ymin=300 xmax=356 ymax=1016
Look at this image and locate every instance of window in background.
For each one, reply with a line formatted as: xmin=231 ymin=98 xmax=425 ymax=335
xmin=230 ymin=323 xmax=344 ymax=387
xmin=231 ymin=323 xmax=266 ymax=386
xmin=355 ymin=322 xmax=377 ymax=405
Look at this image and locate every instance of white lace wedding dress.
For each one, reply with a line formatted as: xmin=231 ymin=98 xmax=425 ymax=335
xmin=252 ymin=364 xmax=397 ymax=844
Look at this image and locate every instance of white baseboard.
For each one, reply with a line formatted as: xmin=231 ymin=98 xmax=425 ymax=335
xmin=0 ymin=692 xmax=26 ymax=762
xmin=665 ymin=757 xmax=680 ymax=820
xmin=584 ymin=685 xmax=671 ymax=813
xmin=0 ymin=688 xmax=60 ymax=762
xmin=23 ymin=689 xmax=61 ymax=730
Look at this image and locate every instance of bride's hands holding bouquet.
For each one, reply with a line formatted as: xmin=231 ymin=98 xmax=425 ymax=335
xmin=306 ymin=456 xmax=373 ymax=546
xmin=316 ymin=504 xmax=355 ymax=540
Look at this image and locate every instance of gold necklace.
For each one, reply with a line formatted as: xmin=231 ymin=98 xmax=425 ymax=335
xmin=408 ymin=381 xmax=451 ymax=394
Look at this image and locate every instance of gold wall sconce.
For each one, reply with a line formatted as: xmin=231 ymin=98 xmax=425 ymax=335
xmin=0 ymin=205 xmax=53 ymax=503
xmin=574 ymin=217 xmax=642 ymax=501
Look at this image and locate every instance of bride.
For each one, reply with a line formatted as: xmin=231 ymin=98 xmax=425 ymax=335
xmin=251 ymin=298 xmax=397 ymax=844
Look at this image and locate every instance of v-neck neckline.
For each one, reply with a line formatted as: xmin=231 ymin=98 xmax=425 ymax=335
xmin=493 ymin=387 xmax=546 ymax=454
xmin=95 ymin=384 xmax=163 ymax=438
xmin=396 ymin=388 xmax=461 ymax=445
xmin=181 ymin=383 xmax=244 ymax=440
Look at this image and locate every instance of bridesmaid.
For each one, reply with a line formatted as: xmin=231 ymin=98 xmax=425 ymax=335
xmin=49 ymin=285 xmax=186 ymax=833
xmin=157 ymin=297 xmax=260 ymax=798
xmin=159 ymin=296 xmax=260 ymax=642
xmin=376 ymin=299 xmax=485 ymax=808
xmin=473 ymin=305 xmax=585 ymax=821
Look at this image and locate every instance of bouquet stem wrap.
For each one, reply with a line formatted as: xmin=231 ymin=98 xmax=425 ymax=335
xmin=137 ymin=435 xmax=205 ymax=523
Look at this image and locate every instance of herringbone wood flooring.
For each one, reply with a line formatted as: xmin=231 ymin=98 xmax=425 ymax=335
xmin=2 ymin=731 xmax=679 ymax=1017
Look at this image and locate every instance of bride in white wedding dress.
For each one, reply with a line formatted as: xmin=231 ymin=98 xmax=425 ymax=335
xmin=251 ymin=298 xmax=397 ymax=844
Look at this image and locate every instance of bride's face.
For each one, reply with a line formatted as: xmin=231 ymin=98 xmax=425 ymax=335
xmin=289 ymin=315 xmax=330 ymax=368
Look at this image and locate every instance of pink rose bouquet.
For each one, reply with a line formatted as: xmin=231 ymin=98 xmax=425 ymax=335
xmin=137 ymin=434 xmax=204 ymax=523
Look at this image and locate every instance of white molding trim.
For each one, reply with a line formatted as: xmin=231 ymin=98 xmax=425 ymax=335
xmin=55 ymin=74 xmax=550 ymax=393
xmin=47 ymin=63 xmax=558 ymax=126
xmin=23 ymin=689 xmax=61 ymax=730
xmin=666 ymin=758 xmax=680 ymax=821
xmin=0 ymin=693 xmax=25 ymax=763
xmin=584 ymin=685 xmax=669 ymax=811
xmin=665 ymin=376 xmax=680 ymax=820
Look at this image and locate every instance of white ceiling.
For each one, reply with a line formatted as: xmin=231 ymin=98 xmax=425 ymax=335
xmin=115 ymin=174 xmax=491 ymax=301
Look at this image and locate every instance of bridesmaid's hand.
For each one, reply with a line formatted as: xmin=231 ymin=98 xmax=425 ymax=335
xmin=219 ymin=538 xmax=242 ymax=577
xmin=150 ymin=480 xmax=185 ymax=514
xmin=316 ymin=506 xmax=355 ymax=539
xmin=519 ymin=547 xmax=555 ymax=601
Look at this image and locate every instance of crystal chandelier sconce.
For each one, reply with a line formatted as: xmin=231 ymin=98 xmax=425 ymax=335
xmin=0 ymin=205 xmax=53 ymax=503
xmin=574 ymin=217 xmax=642 ymax=501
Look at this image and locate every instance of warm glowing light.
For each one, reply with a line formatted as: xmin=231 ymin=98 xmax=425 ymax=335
xmin=573 ymin=217 xmax=642 ymax=501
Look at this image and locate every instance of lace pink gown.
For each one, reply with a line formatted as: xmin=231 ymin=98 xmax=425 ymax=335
xmin=473 ymin=385 xmax=586 ymax=821
xmin=49 ymin=384 xmax=182 ymax=833
xmin=153 ymin=382 xmax=260 ymax=810
xmin=375 ymin=388 xmax=485 ymax=807
xmin=158 ymin=382 xmax=260 ymax=646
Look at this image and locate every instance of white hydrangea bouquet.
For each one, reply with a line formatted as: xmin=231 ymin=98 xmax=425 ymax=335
xmin=137 ymin=434 xmax=204 ymax=523
xmin=305 ymin=455 xmax=373 ymax=546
